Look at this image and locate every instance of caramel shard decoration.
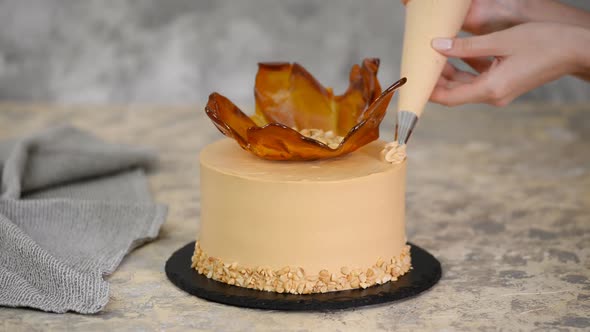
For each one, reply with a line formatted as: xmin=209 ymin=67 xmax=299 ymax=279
xmin=205 ymin=58 xmax=406 ymax=161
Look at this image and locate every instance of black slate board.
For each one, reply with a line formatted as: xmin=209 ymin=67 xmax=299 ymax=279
xmin=165 ymin=241 xmax=441 ymax=311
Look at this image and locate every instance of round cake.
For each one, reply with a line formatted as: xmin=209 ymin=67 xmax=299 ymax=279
xmin=192 ymin=138 xmax=411 ymax=294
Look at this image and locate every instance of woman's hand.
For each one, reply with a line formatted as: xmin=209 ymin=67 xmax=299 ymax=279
xmin=429 ymin=22 xmax=590 ymax=107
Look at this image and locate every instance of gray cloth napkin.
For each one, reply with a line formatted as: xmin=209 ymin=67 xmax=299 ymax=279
xmin=0 ymin=126 xmax=167 ymax=314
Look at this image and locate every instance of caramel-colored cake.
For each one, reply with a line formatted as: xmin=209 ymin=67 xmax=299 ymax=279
xmin=192 ymin=138 xmax=411 ymax=294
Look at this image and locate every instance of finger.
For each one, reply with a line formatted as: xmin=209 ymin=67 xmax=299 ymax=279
xmin=430 ymin=74 xmax=494 ymax=106
xmin=451 ymin=69 xmax=477 ymax=84
xmin=433 ymin=57 xmax=524 ymax=107
xmin=479 ymin=57 xmax=546 ymax=107
xmin=432 ymin=33 xmax=507 ymax=58
xmin=435 ymin=77 xmax=465 ymax=89
xmin=441 ymin=62 xmax=456 ymax=79
xmin=444 ymin=80 xmax=468 ymax=90
xmin=435 ymin=77 xmax=473 ymax=92
xmin=435 ymin=76 xmax=450 ymax=88
xmin=462 ymin=57 xmax=494 ymax=73
xmin=441 ymin=62 xmax=477 ymax=84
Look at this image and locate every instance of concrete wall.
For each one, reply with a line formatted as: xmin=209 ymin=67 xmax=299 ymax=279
xmin=0 ymin=0 xmax=588 ymax=105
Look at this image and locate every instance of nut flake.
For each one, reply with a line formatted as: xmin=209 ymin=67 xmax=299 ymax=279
xmin=298 ymin=128 xmax=344 ymax=149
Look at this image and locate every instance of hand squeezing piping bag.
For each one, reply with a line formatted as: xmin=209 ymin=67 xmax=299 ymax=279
xmin=395 ymin=0 xmax=471 ymax=145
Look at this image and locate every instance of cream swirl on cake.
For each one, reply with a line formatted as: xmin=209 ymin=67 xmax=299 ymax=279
xmin=380 ymin=141 xmax=407 ymax=164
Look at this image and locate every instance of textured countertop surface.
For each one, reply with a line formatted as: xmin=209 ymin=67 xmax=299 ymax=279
xmin=0 ymin=102 xmax=588 ymax=331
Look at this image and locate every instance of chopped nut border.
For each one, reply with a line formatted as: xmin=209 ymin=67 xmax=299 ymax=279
xmin=191 ymin=241 xmax=412 ymax=294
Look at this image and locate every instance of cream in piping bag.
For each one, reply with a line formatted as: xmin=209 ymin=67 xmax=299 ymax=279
xmin=391 ymin=0 xmax=471 ymax=152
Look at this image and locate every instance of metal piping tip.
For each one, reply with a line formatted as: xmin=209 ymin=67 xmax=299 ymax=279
xmin=395 ymin=110 xmax=418 ymax=145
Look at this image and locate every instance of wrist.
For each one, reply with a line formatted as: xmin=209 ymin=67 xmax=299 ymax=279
xmin=571 ymin=27 xmax=590 ymax=74
xmin=497 ymin=0 xmax=533 ymax=27
xmin=519 ymin=0 xmax=590 ymax=29
xmin=516 ymin=0 xmax=555 ymax=23
xmin=516 ymin=0 xmax=540 ymax=23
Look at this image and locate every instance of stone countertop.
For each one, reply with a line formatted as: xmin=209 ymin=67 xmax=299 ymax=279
xmin=0 ymin=102 xmax=588 ymax=331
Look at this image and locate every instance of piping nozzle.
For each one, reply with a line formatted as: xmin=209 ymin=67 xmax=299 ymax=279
xmin=395 ymin=110 xmax=418 ymax=145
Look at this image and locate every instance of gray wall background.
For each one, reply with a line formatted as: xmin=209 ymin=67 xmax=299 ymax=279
xmin=0 ymin=0 xmax=588 ymax=106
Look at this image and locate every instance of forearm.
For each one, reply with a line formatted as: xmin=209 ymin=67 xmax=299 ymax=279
xmin=520 ymin=0 xmax=590 ymax=29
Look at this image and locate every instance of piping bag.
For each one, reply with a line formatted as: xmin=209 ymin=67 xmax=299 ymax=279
xmin=382 ymin=0 xmax=471 ymax=162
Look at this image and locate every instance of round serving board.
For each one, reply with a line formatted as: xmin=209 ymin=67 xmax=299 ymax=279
xmin=165 ymin=241 xmax=441 ymax=311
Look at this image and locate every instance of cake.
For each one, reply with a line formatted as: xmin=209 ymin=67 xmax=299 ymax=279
xmin=192 ymin=138 xmax=410 ymax=294
xmin=192 ymin=58 xmax=411 ymax=294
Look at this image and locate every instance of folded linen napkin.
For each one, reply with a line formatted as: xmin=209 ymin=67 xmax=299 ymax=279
xmin=0 ymin=126 xmax=167 ymax=314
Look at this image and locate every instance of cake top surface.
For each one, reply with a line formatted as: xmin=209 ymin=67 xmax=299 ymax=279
xmin=200 ymin=138 xmax=404 ymax=182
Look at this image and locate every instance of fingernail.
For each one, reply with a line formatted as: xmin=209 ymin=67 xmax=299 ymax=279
xmin=432 ymin=38 xmax=453 ymax=51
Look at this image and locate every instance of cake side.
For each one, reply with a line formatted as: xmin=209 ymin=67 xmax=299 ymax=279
xmin=194 ymin=138 xmax=411 ymax=294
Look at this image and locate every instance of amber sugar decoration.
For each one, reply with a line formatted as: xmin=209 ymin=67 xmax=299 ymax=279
xmin=205 ymin=58 xmax=406 ymax=161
